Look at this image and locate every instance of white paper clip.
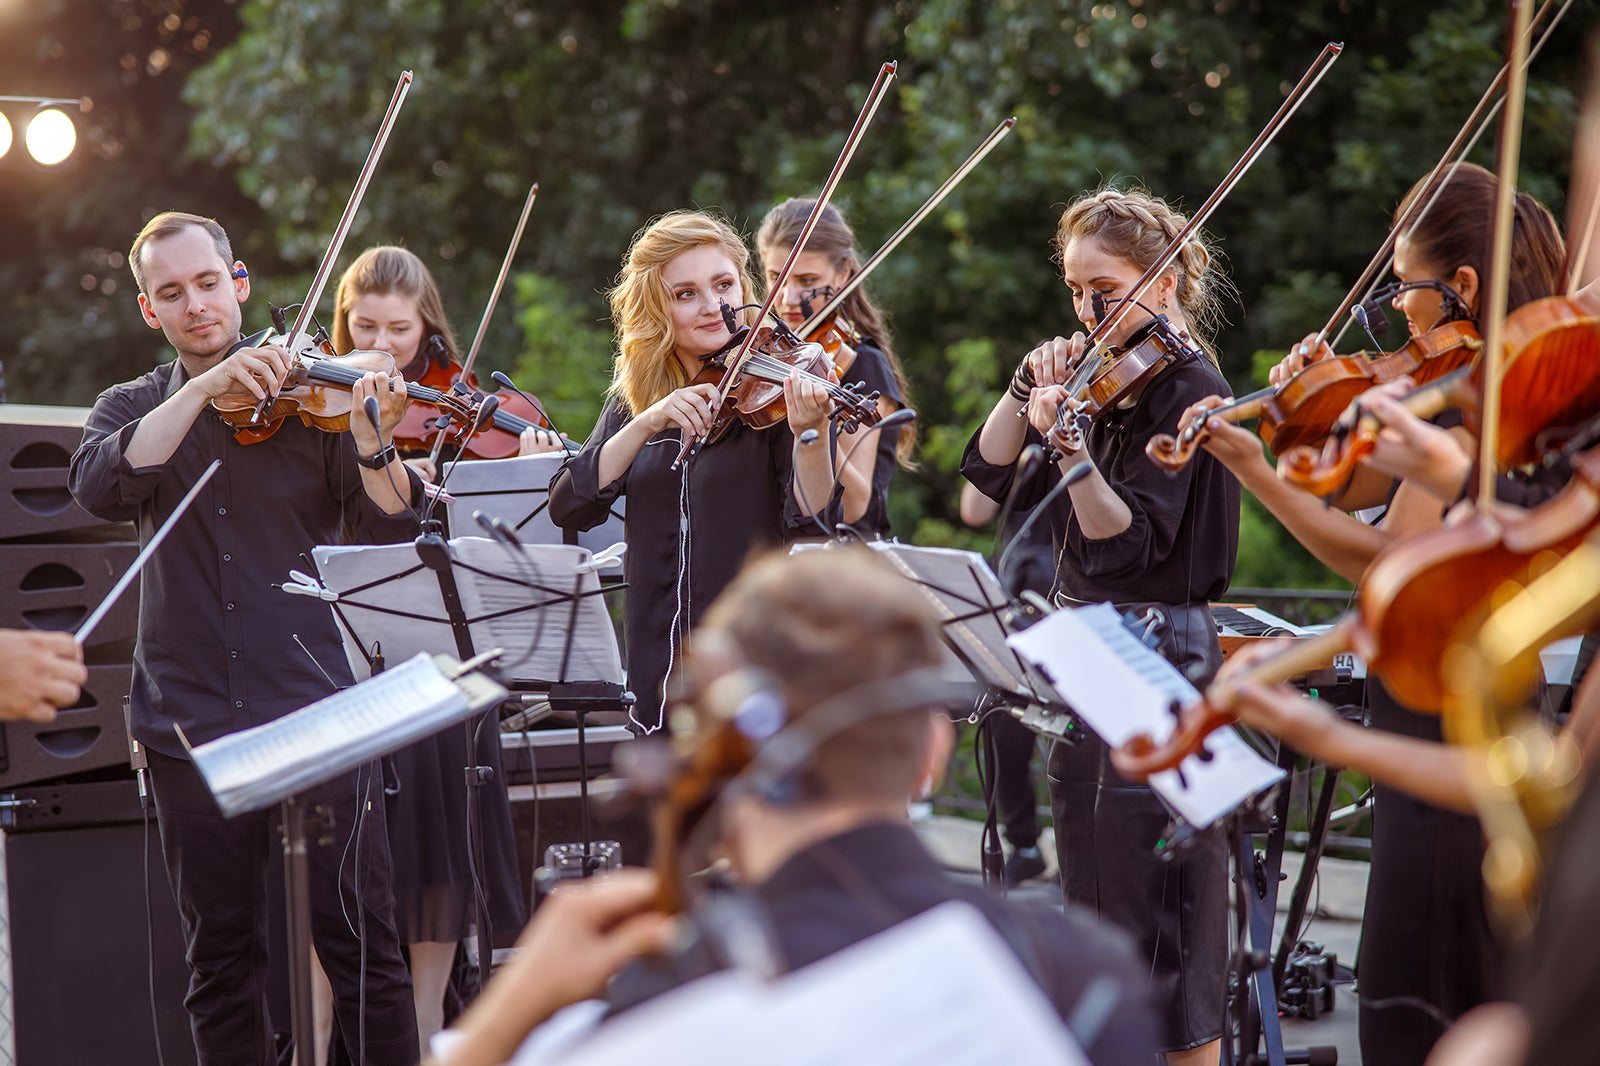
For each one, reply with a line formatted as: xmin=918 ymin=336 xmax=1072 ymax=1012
xmin=578 ymin=542 xmax=628 ymax=572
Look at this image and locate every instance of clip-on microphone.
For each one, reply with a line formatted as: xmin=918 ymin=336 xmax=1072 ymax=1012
xmin=1351 ymin=302 xmax=1386 ymax=353
xmin=489 ymin=371 xmax=579 ymax=454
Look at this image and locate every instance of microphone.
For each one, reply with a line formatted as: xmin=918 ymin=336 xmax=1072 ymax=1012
xmin=1090 ymin=291 xmax=1108 ymax=323
xmin=996 ymin=458 xmax=1094 ymax=608
xmin=812 ymin=408 xmax=919 ymax=539
xmin=489 ymin=371 xmax=579 ymax=454
xmin=420 ymin=394 xmax=502 ymax=527
xmin=1351 ymin=302 xmax=1386 ymax=352
xmin=363 ymin=395 xmax=381 ymax=435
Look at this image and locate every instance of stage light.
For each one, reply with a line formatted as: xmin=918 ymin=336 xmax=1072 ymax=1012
xmin=25 ymin=107 xmax=75 ymax=165
xmin=0 ymin=112 xmax=10 ymax=160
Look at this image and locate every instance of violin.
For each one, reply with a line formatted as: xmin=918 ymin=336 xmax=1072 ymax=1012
xmin=1111 ymin=441 xmax=1600 ymax=781
xmin=1274 ymin=291 xmax=1600 ymax=497
xmin=1146 ymin=319 xmax=1483 ymax=472
xmin=211 ymin=328 xmax=482 ymax=447
xmin=691 ymin=310 xmax=883 ymax=447
xmin=1045 ymin=314 xmax=1199 ymax=454
xmin=390 ymin=348 xmax=572 ymax=460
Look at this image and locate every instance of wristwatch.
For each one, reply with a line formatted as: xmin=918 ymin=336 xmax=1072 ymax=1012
xmin=356 ymin=442 xmax=399 ymax=470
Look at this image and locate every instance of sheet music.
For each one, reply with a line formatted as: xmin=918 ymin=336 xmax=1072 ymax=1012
xmin=850 ymin=541 xmax=1061 ymax=704
xmin=506 ymin=902 xmax=1087 ymax=1066
xmin=310 ymin=537 xmax=623 ymax=686
xmin=1008 ymin=603 xmax=1284 ymax=828
xmin=190 ymin=653 xmax=483 ymax=817
xmin=444 ymin=452 xmax=625 ymax=555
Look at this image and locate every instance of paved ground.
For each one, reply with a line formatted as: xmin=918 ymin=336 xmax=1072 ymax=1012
xmin=915 ymin=814 xmax=1368 ymax=1063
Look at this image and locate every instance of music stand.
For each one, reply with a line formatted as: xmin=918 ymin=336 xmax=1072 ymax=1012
xmin=185 ymin=653 xmax=507 ymax=1066
xmin=294 ymin=533 xmax=626 ymax=986
xmin=444 ymin=453 xmax=625 ymax=555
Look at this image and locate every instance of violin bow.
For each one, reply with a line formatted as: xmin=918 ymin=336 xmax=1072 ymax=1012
xmin=796 ymin=116 xmax=1016 ymax=338
xmin=425 ymin=181 xmax=540 ymax=472
xmin=1059 ymin=41 xmax=1344 ymax=404
xmin=250 ymin=71 xmax=415 ymax=424
xmin=1565 ymin=40 xmax=1600 ymax=297
xmin=672 ymin=60 xmax=899 ymax=470
xmin=1476 ymin=0 xmax=1536 ymax=508
xmin=1323 ymin=0 xmax=1571 ymax=349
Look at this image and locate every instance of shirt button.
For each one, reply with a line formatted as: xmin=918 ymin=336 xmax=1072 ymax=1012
xmin=234 ymin=700 xmax=243 ymax=708
xmin=217 ymin=507 xmax=227 ymax=516
xmin=222 ymin=553 xmax=232 ymax=562
xmin=226 ymin=602 xmax=236 ymax=611
xmin=230 ymin=650 xmax=239 ymax=659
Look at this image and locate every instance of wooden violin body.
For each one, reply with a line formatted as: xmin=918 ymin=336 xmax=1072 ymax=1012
xmin=390 ymin=357 xmax=564 ymax=459
xmin=1146 ymin=321 xmax=1482 ymax=473
xmin=1113 ymin=445 xmax=1600 ymax=780
xmin=698 ymin=324 xmax=883 ymax=441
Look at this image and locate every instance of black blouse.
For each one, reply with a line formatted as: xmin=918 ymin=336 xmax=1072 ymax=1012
xmin=836 ymin=339 xmax=904 ymax=538
xmin=962 ymin=356 xmax=1240 ymax=606
xmin=549 ymin=399 xmax=815 ymax=731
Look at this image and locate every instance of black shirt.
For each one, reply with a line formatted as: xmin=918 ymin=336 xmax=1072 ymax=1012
xmin=605 ymin=822 xmax=1157 ymax=1066
xmin=69 ymin=358 xmax=422 ymax=758
xmin=548 ymin=399 xmax=814 ymax=731
xmin=836 ymin=338 xmax=904 ymax=538
xmin=962 ymin=356 xmax=1240 ymax=605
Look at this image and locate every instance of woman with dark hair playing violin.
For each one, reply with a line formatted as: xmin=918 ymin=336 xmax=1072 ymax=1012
xmin=548 ymin=210 xmax=837 ymax=734
xmin=332 ymin=246 xmax=564 ymax=485
xmin=962 ymin=187 xmax=1240 ymax=1066
xmin=1175 ymin=161 xmax=1568 ymax=1066
xmin=295 ymin=245 xmax=532 ymax=1058
xmin=756 ymin=198 xmax=916 ymax=535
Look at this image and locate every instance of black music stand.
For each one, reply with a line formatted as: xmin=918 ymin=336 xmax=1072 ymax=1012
xmin=297 ymin=531 xmax=626 ymax=986
xmin=185 ymin=653 xmax=506 ymax=1066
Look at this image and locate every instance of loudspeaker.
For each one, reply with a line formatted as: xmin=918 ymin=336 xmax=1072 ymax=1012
xmin=0 ymin=539 xmax=140 ymax=644
xmin=0 ymin=405 xmax=122 ymax=541
xmin=0 ymin=663 xmax=135 ymax=787
xmin=4 ymin=779 xmax=196 ymax=1066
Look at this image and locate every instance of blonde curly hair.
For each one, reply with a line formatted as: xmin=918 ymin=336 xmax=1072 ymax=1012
xmin=607 ymin=210 xmax=756 ymax=418
xmin=1054 ymin=186 xmax=1232 ymax=364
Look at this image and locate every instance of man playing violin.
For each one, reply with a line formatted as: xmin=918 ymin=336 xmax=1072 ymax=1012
xmin=69 ymin=211 xmax=422 ymax=1065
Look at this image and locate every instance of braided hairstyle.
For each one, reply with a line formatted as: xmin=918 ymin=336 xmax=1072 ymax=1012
xmin=1053 ymin=187 xmax=1231 ymax=366
xmin=757 ymin=198 xmax=917 ymax=466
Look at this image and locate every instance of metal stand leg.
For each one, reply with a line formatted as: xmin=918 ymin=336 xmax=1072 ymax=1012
xmin=281 ymin=796 xmax=316 ymax=1066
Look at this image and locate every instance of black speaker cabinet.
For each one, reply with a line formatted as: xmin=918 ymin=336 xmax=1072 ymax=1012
xmin=5 ymin=779 xmax=196 ymax=1066
xmin=0 ymin=539 xmax=140 ymax=644
xmin=0 ymin=405 xmax=118 ymax=541
xmin=0 ymin=663 xmax=135 ymax=787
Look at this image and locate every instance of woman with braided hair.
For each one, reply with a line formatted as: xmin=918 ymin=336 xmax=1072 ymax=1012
xmin=961 ymin=186 xmax=1239 ymax=1065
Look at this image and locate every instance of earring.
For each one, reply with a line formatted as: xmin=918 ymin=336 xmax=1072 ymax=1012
xmin=1160 ymin=297 xmax=1169 ymax=313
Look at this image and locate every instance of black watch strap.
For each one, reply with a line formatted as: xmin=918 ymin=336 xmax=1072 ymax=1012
xmin=356 ymin=442 xmax=399 ymax=470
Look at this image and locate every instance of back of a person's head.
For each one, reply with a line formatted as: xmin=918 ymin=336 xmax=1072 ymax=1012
xmin=695 ymin=548 xmax=946 ymax=806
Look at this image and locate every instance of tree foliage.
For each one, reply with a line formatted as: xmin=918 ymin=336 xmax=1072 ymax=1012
xmin=6 ymin=0 xmax=1595 ymax=592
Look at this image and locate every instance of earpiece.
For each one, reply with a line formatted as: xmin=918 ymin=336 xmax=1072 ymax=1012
xmin=233 ymin=266 xmax=249 ymax=279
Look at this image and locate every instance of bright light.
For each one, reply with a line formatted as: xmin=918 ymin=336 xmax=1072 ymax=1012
xmin=25 ymin=107 xmax=75 ymax=165
xmin=0 ymin=112 xmax=10 ymax=159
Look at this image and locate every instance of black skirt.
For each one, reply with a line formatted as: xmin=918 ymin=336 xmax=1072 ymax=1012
xmin=1046 ymin=603 xmax=1228 ymax=1052
xmin=385 ymin=718 xmax=527 ymax=944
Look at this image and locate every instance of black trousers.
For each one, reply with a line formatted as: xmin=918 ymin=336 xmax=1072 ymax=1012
xmin=147 ymin=748 xmax=419 ymax=1066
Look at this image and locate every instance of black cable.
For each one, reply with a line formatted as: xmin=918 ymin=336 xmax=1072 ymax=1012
xmin=356 ymin=762 xmax=370 ymax=1065
xmin=142 ymin=795 xmax=168 ymax=1066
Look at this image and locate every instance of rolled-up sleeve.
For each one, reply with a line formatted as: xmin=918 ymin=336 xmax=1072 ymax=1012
xmin=69 ymin=382 xmax=169 ymax=522
xmin=550 ymin=401 xmax=629 ymax=532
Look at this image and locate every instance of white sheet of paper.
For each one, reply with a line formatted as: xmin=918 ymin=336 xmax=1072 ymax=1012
xmin=190 ymin=653 xmax=473 ymax=816
xmin=311 ymin=537 xmax=623 ymax=686
xmin=1007 ymin=603 xmax=1283 ymax=828
xmin=523 ymin=902 xmax=1088 ymax=1066
xmin=444 ymin=452 xmax=625 ymax=555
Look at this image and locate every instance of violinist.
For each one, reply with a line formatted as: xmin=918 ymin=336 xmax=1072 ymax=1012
xmin=1175 ymin=163 xmax=1567 ymax=1066
xmin=326 ymin=243 xmax=529 ymax=1052
xmin=68 ymin=211 xmax=422 ymax=1064
xmin=332 ymin=245 xmax=565 ymax=485
xmin=961 ymin=187 xmax=1239 ymax=1066
xmin=755 ymin=198 xmax=917 ymax=534
xmin=548 ymin=210 xmax=837 ymax=732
